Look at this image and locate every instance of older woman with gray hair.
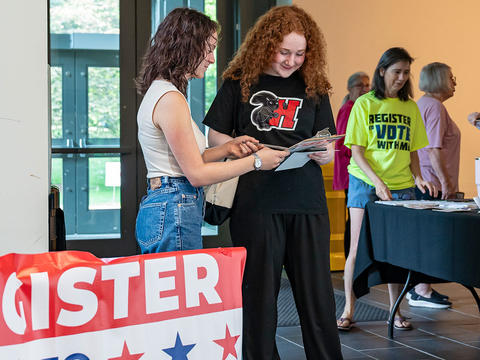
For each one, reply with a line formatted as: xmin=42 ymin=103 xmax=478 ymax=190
xmin=407 ymin=62 xmax=460 ymax=309
xmin=416 ymin=62 xmax=460 ymax=200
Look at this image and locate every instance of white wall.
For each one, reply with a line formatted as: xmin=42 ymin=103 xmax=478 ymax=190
xmin=0 ymin=1 xmax=49 ymax=254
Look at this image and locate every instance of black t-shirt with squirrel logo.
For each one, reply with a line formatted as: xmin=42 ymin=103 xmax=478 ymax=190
xmin=203 ymin=72 xmax=335 ymax=213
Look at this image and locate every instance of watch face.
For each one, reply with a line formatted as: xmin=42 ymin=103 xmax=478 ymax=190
xmin=254 ymin=156 xmax=262 ymax=170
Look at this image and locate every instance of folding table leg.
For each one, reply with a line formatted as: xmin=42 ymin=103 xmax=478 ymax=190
xmin=463 ymin=285 xmax=480 ymax=312
xmin=387 ymin=270 xmax=416 ymax=339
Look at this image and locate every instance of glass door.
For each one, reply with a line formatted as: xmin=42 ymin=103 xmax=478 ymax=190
xmin=49 ymin=0 xmax=134 ymax=253
xmin=51 ymin=48 xmax=121 ymax=237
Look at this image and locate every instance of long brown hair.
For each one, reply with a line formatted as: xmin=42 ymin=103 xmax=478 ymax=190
xmin=223 ymin=5 xmax=331 ymax=102
xmin=136 ymin=8 xmax=219 ymax=96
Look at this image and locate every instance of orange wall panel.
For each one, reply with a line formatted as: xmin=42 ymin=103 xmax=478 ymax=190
xmin=295 ymin=0 xmax=480 ymax=197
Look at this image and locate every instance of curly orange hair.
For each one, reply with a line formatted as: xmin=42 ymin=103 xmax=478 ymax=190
xmin=223 ymin=5 xmax=331 ymax=102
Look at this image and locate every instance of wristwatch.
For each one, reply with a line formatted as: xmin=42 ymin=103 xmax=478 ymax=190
xmin=253 ymin=153 xmax=262 ymax=170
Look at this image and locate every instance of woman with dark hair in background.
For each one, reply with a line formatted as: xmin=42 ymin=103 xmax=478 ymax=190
xmin=405 ymin=62 xmax=460 ymax=308
xmin=333 ymin=72 xmax=370 ymax=258
xmin=135 ymin=8 xmax=288 ymax=254
xmin=204 ymin=5 xmax=342 ymax=359
xmin=338 ymin=47 xmax=436 ymax=332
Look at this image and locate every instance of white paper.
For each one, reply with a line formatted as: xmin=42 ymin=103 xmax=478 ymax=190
xmin=275 ymin=151 xmax=317 ymax=171
xmin=375 ymin=199 xmax=479 ymax=211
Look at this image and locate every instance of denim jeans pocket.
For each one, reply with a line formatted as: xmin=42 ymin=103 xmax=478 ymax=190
xmin=177 ymin=200 xmax=203 ymax=250
xmin=135 ymin=201 xmax=167 ymax=250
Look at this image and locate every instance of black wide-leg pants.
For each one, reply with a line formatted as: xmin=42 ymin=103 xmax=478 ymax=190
xmin=230 ymin=211 xmax=343 ymax=360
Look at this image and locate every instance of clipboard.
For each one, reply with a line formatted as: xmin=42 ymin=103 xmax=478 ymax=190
xmin=275 ymin=151 xmax=319 ymax=171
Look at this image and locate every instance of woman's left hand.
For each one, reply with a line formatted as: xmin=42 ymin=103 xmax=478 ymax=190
xmin=309 ymin=142 xmax=334 ymax=165
xmin=415 ymin=177 xmax=438 ymax=198
xmin=225 ymin=135 xmax=263 ymax=159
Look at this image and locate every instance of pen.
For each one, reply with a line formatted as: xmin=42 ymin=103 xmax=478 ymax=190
xmin=262 ymin=143 xmax=339 ymax=152
xmin=261 ymin=143 xmax=288 ymax=150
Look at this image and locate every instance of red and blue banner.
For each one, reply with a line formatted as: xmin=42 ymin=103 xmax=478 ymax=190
xmin=0 ymin=247 xmax=246 ymax=359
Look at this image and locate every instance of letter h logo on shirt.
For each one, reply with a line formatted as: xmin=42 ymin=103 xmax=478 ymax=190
xmin=249 ymin=90 xmax=303 ymax=131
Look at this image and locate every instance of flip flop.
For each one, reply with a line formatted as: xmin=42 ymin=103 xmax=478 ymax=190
xmin=337 ymin=317 xmax=354 ymax=331
xmin=388 ymin=316 xmax=413 ymax=331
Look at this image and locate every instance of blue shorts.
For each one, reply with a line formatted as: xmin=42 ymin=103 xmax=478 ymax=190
xmin=347 ymin=174 xmax=416 ymax=208
xmin=135 ymin=176 xmax=204 ymax=253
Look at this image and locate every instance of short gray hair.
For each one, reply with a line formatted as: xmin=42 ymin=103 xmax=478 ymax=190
xmin=347 ymin=71 xmax=369 ymax=90
xmin=342 ymin=71 xmax=369 ymax=104
xmin=419 ymin=62 xmax=451 ymax=93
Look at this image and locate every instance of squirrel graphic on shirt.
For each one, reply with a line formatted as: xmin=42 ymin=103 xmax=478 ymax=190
xmin=250 ymin=91 xmax=279 ymax=130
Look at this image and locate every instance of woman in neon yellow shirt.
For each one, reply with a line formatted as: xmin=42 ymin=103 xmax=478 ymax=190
xmin=338 ymin=47 xmax=436 ymax=331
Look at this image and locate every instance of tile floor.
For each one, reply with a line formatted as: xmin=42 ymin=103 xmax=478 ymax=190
xmin=276 ymin=272 xmax=480 ymax=359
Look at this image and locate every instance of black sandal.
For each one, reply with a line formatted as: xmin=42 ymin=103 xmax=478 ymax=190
xmin=387 ymin=316 xmax=412 ymax=331
xmin=337 ymin=317 xmax=354 ymax=331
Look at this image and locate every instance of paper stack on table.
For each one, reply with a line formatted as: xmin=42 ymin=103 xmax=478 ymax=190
xmin=375 ymin=199 xmax=479 ymax=211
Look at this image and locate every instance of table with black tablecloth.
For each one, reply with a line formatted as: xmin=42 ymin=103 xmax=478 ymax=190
xmin=352 ymin=201 xmax=480 ymax=337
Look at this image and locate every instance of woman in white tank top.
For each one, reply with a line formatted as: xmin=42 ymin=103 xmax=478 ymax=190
xmin=135 ymin=8 xmax=288 ymax=253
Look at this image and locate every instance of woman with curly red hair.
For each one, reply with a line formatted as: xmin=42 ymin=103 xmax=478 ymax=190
xmin=203 ymin=5 xmax=342 ymax=359
xmin=135 ymin=8 xmax=288 ymax=254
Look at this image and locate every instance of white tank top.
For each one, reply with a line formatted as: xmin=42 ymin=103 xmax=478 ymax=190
xmin=137 ymin=80 xmax=206 ymax=178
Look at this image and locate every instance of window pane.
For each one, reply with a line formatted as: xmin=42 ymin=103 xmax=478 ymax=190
xmin=88 ymin=67 xmax=120 ymax=140
xmin=50 ymin=66 xmax=63 ymax=139
xmin=52 ymin=153 xmax=120 ymax=237
xmin=88 ymin=156 xmax=121 ymax=210
xmin=50 ymin=0 xmax=119 ymax=34
xmin=204 ymin=0 xmax=217 ymax=113
xmin=51 ymin=157 xmax=64 ymax=208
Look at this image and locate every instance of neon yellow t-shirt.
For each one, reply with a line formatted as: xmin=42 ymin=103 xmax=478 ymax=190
xmin=344 ymin=91 xmax=428 ymax=190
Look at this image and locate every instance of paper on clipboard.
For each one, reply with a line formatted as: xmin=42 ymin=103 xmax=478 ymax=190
xmin=275 ymin=151 xmax=319 ymax=171
xmin=263 ymin=128 xmax=345 ymax=153
xmin=265 ymin=128 xmax=345 ymax=171
xmin=289 ymin=134 xmax=344 ymax=153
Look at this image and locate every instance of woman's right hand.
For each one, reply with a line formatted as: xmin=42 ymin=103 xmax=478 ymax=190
xmin=256 ymin=147 xmax=290 ymax=170
xmin=374 ymin=180 xmax=392 ymax=200
xmin=440 ymin=179 xmax=455 ymax=200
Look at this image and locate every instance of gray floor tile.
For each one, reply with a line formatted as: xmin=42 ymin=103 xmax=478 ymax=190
xmin=340 ymin=344 xmax=375 ymax=359
xmin=362 ymin=346 xmax=441 ymax=359
xmin=276 ymin=326 xmax=304 ymax=346
xmin=338 ymin=325 xmax=402 ymax=350
xmin=276 ymin=333 xmax=306 ymax=359
xmin=404 ymin=340 xmax=480 ymax=359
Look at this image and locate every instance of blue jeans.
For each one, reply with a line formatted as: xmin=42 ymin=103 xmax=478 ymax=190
xmin=135 ymin=176 xmax=204 ymax=253
xmin=347 ymin=174 xmax=416 ymax=208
